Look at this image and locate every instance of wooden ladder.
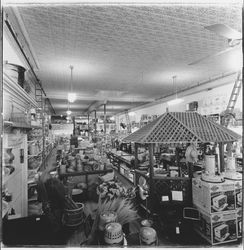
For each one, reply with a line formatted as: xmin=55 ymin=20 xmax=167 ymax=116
xmin=222 ymin=71 xmax=242 ymax=127
xmin=125 ymin=111 xmax=131 ymax=133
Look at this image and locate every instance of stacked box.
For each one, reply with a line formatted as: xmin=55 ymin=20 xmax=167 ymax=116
xmin=193 ymin=208 xmax=238 ymax=245
xmin=234 ymin=180 xmax=242 ymax=209
xmin=236 ymin=208 xmax=243 ymax=238
xmin=192 ymin=177 xmax=236 ymax=214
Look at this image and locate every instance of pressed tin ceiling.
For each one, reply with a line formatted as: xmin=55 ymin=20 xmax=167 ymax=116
xmin=3 ymin=1 xmax=242 ymax=116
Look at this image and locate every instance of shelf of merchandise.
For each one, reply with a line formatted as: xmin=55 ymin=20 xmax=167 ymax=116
xmin=106 ymin=151 xmax=137 ymax=185
xmin=4 ymin=120 xmax=42 ymax=130
xmin=2 ymin=167 xmax=22 ymax=186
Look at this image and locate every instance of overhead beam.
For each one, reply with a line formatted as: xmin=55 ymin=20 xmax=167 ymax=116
xmin=84 ymin=100 xmax=107 ymax=114
xmin=116 ymin=71 xmax=238 ymax=116
xmin=46 ymin=94 xmax=153 ymax=103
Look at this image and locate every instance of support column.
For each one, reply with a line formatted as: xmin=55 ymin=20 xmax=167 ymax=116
xmin=104 ymin=104 xmax=106 ymax=135
xmin=87 ymin=113 xmax=90 ymax=136
xmin=72 ymin=116 xmax=75 ymax=135
xmin=219 ymin=142 xmax=225 ymax=172
xmin=94 ymin=110 xmax=97 ymax=134
xmin=134 ymin=143 xmax=138 ymax=170
xmin=149 ymin=143 xmax=154 ymax=196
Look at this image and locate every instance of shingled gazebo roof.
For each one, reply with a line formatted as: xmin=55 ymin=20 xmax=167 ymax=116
xmin=123 ymin=112 xmax=241 ymax=144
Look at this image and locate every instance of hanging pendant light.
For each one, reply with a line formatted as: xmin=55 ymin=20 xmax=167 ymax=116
xmin=66 ymin=93 xmax=72 ymax=119
xmin=67 ymin=65 xmax=77 ymax=103
xmin=167 ymin=75 xmax=184 ymax=106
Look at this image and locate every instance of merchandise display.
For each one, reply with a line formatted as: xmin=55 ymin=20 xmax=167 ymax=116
xmin=1 ymin=2 xmax=242 ymax=248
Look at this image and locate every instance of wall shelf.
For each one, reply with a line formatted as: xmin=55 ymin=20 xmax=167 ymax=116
xmin=2 ymin=167 xmax=21 ymax=186
xmin=4 ymin=120 xmax=42 ymax=130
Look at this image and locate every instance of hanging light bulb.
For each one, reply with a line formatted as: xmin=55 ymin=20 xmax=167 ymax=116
xmin=66 ymin=110 xmax=72 ymax=116
xmin=167 ymin=75 xmax=184 ymax=106
xmin=67 ymin=65 xmax=77 ymax=103
xmin=68 ymin=93 xmax=77 ymax=103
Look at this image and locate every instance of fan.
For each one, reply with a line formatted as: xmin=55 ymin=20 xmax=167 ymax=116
xmin=189 ymin=24 xmax=242 ymax=65
xmin=185 ymin=144 xmax=198 ymax=163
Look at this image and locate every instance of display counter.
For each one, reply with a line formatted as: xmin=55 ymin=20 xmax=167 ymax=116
xmin=106 ymin=151 xmax=137 ymax=184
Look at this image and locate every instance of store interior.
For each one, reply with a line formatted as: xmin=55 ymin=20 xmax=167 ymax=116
xmin=1 ymin=0 xmax=243 ymax=248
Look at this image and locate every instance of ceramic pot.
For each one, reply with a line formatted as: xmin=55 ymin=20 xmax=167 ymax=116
xmin=4 ymin=148 xmax=15 ymax=165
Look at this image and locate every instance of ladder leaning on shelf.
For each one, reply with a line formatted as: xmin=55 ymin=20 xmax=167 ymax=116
xmin=125 ymin=111 xmax=131 ymax=134
xmin=221 ymin=71 xmax=242 ymax=127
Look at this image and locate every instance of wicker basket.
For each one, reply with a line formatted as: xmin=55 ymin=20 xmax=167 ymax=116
xmin=63 ymin=202 xmax=84 ymax=227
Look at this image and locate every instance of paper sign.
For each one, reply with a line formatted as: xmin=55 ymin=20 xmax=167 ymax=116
xmin=172 ymin=191 xmax=183 ymax=201
xmin=162 ymin=196 xmax=169 ymax=201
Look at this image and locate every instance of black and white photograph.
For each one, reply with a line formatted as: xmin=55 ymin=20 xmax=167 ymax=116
xmin=1 ymin=0 xmax=243 ymax=248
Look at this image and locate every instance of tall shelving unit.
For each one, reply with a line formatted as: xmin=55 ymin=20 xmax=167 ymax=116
xmin=2 ymin=71 xmax=39 ymax=218
xmin=2 ymin=61 xmax=55 ymax=218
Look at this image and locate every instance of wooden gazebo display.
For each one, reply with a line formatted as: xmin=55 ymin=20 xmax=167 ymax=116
xmin=123 ymin=111 xmax=240 ymax=209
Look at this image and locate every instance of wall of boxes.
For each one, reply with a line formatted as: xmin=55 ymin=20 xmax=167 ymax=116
xmin=192 ymin=177 xmax=242 ymax=245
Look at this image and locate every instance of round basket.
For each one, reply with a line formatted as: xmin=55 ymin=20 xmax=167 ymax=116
xmin=139 ymin=226 xmax=158 ymax=246
xmin=63 ymin=202 xmax=84 ymax=227
xmin=104 ymin=222 xmax=124 ymax=245
xmin=98 ymin=211 xmax=117 ymax=231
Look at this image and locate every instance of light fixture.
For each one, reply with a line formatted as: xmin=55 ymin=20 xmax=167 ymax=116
xmin=129 ymin=111 xmax=135 ymax=116
xmin=167 ymin=75 xmax=184 ymax=106
xmin=66 ymin=110 xmax=72 ymax=116
xmin=67 ymin=65 xmax=77 ymax=103
xmin=110 ymin=116 xmax=115 ymax=121
xmin=68 ymin=93 xmax=77 ymax=103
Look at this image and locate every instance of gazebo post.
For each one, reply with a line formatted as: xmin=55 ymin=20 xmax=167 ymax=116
xmin=149 ymin=143 xmax=154 ymax=196
xmin=219 ymin=142 xmax=225 ymax=173
xmin=175 ymin=146 xmax=181 ymax=177
xmin=134 ymin=143 xmax=138 ymax=169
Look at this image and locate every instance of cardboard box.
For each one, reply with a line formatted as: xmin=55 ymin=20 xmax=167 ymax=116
xmin=234 ymin=180 xmax=242 ymax=209
xmin=194 ymin=208 xmax=237 ymax=245
xmin=236 ymin=208 xmax=243 ymax=238
xmin=192 ymin=177 xmax=236 ymax=214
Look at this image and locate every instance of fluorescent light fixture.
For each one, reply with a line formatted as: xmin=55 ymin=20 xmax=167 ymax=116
xmin=167 ymin=98 xmax=184 ymax=106
xmin=66 ymin=110 xmax=72 ymax=115
xmin=68 ymin=93 xmax=77 ymax=103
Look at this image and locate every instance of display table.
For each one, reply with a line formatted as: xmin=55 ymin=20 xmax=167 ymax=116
xmin=58 ymin=169 xmax=113 ymax=186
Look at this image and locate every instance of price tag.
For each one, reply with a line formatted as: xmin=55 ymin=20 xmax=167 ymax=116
xmin=162 ymin=196 xmax=169 ymax=201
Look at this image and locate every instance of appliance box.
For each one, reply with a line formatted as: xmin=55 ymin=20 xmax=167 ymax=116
xmin=193 ymin=207 xmax=237 ymax=245
xmin=236 ymin=208 xmax=243 ymax=238
xmin=234 ymin=180 xmax=242 ymax=208
xmin=214 ymin=224 xmax=229 ymax=240
xmin=192 ymin=177 xmax=235 ymax=214
xmin=212 ymin=195 xmax=227 ymax=209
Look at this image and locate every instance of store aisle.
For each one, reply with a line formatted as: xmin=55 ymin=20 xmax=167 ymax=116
xmin=44 ymin=147 xmax=58 ymax=173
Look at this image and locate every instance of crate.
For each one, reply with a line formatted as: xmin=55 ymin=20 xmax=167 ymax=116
xmin=192 ymin=177 xmax=235 ymax=214
xmin=193 ymin=207 xmax=237 ymax=245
